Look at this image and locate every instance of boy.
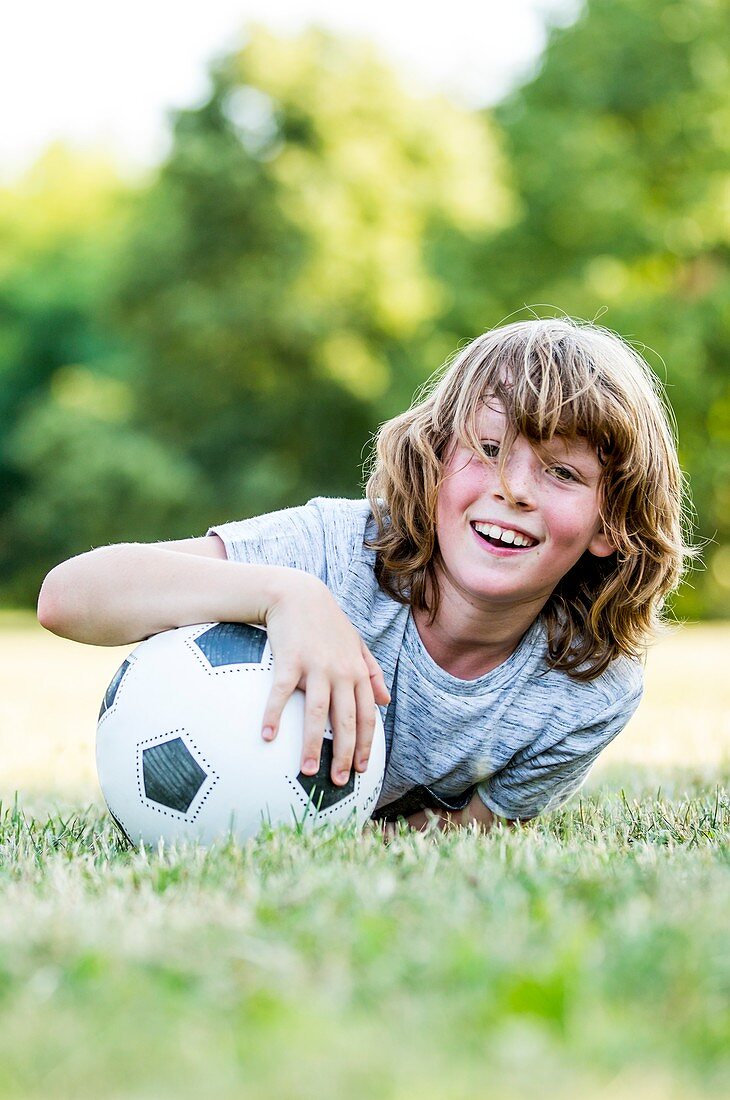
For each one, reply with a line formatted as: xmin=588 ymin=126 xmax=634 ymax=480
xmin=38 ymin=319 xmax=691 ymax=833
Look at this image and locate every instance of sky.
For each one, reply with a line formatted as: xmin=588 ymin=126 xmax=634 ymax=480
xmin=1 ymin=0 xmax=577 ymax=180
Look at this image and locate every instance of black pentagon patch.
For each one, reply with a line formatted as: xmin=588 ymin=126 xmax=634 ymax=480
xmin=99 ymin=659 xmax=131 ymax=719
xmin=195 ymin=622 xmax=267 ymax=667
xmin=142 ymin=737 xmax=206 ymax=813
xmin=297 ymin=738 xmax=355 ymax=810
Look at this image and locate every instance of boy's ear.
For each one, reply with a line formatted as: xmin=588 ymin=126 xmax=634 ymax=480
xmin=588 ymin=528 xmax=616 ymax=559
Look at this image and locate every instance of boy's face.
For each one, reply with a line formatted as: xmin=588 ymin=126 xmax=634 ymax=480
xmin=435 ymin=401 xmax=615 ymax=615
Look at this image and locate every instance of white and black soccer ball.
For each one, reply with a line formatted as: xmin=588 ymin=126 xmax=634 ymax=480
xmin=96 ymin=622 xmax=386 ymax=846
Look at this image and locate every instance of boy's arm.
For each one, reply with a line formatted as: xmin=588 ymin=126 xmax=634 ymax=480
xmin=37 ymin=538 xmax=390 ymax=788
xmin=38 ymin=536 xmax=273 ymax=646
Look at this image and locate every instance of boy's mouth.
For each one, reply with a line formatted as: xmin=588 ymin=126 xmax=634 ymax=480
xmin=471 ymin=521 xmax=538 ymax=549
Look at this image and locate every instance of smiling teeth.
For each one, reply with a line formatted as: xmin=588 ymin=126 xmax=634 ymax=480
xmin=473 ymin=522 xmax=536 ymax=548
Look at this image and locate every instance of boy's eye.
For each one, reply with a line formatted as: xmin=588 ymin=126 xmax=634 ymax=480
xmin=550 ymin=464 xmax=577 ymax=482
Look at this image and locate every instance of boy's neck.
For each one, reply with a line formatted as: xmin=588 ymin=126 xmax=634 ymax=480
xmin=412 ymin=587 xmax=545 ymax=681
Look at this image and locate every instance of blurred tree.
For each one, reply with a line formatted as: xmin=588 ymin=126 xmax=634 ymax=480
xmin=0 ymin=147 xmax=152 ymax=598
xmin=0 ymin=148 xmax=132 ymax=417
xmin=480 ymin=0 xmax=730 ymax=615
xmin=5 ymin=378 xmax=204 ymax=603
xmin=0 ymin=28 xmax=511 ymax=602
xmin=111 ymin=24 xmax=511 ymax=529
xmin=2 ymin=12 xmax=728 ymax=621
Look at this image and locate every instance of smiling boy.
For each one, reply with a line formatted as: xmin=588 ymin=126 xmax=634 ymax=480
xmin=416 ymin=400 xmax=615 ymax=682
xmin=38 ymin=319 xmax=692 ymax=834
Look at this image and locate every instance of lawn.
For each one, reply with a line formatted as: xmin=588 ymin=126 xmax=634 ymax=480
xmin=0 ymin=615 xmax=727 ymax=1099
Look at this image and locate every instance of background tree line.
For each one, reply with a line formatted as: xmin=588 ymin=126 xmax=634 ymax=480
xmin=1 ymin=0 xmax=728 ymax=615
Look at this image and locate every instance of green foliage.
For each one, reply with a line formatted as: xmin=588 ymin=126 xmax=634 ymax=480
xmin=0 ymin=781 xmax=726 ymax=1097
xmin=3 ymin=390 xmax=204 ymax=603
xmin=110 ymin=25 xmax=509 ymax=524
xmin=483 ymin=0 xmax=730 ymax=614
xmin=0 ymin=147 xmax=131 ymax=447
xmin=0 ymin=148 xmax=139 ymax=597
xmin=0 ymin=12 xmax=727 ymax=614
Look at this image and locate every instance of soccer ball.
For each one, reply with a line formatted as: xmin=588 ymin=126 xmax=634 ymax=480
xmin=96 ymin=622 xmax=386 ymax=846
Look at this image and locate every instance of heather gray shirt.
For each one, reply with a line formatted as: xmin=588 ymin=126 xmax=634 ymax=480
xmin=210 ymin=497 xmax=643 ymax=819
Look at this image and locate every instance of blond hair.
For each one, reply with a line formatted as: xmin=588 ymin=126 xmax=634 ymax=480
xmin=365 ymin=317 xmax=694 ymax=680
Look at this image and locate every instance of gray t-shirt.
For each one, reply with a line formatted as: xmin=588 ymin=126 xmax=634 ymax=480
xmin=210 ymin=497 xmax=643 ymax=820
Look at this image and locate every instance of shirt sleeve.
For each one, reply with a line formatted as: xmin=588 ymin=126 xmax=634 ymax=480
xmin=476 ymin=683 xmax=643 ymax=821
xmin=208 ymin=500 xmax=328 ymax=580
xmin=207 ymin=497 xmax=371 ymax=595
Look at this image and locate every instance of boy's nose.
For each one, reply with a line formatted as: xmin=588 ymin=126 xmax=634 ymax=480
xmin=492 ymin=454 xmax=536 ymax=509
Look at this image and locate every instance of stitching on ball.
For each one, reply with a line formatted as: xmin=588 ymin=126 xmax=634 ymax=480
xmin=136 ymin=728 xmax=220 ymax=822
xmin=286 ymin=774 xmax=355 ymax=821
xmin=183 ymin=631 xmax=275 ymax=677
xmin=97 ymin=653 xmax=137 ymax=725
xmin=104 ymin=799 xmax=135 ymax=844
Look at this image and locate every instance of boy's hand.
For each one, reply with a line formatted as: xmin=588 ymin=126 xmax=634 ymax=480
xmin=260 ymin=572 xmax=390 ymax=787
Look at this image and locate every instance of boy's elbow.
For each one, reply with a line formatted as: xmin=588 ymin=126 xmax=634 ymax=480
xmin=37 ymin=544 xmax=146 ymax=645
xmin=37 ymin=554 xmax=94 ymax=637
xmin=37 ymin=567 xmax=69 ymax=635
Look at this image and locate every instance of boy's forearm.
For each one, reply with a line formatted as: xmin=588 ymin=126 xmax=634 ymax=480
xmin=37 ymin=544 xmax=301 ymax=646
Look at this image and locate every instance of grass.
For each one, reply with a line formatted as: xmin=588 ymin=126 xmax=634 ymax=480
xmin=0 ymin=616 xmax=728 ymax=1098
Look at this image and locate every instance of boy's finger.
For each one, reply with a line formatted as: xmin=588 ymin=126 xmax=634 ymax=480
xmin=260 ymin=696 xmax=285 ymax=741
xmin=353 ymin=678 xmax=376 ymax=773
xmin=300 ymin=678 xmax=330 ymax=777
xmin=261 ymin=671 xmax=298 ymax=740
xmin=360 ymin=641 xmax=391 ymax=706
xmin=329 ymin=684 xmax=357 ymax=786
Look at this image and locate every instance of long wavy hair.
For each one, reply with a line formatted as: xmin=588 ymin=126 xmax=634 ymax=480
xmin=365 ymin=317 xmax=695 ymax=680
